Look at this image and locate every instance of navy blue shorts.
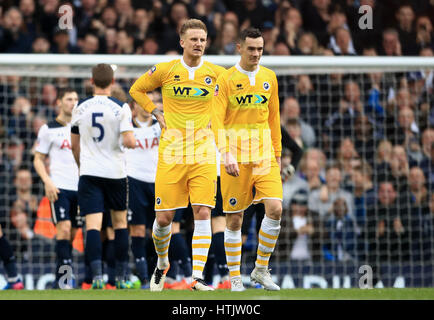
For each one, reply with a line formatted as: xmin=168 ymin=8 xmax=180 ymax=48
xmin=211 ymin=177 xmax=224 ymax=218
xmin=51 ymin=189 xmax=82 ymax=228
xmin=78 ymin=175 xmax=127 ymax=215
xmin=127 ymin=176 xmax=155 ymax=226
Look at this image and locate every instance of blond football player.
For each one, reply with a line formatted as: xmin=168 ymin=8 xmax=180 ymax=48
xmin=129 ymin=19 xmax=226 ymax=291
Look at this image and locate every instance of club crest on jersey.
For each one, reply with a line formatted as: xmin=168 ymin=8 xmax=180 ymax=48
xmin=229 ymin=197 xmax=237 ymax=206
xmin=204 ymin=76 xmax=212 ymax=85
xmin=263 ymin=81 xmax=270 ymax=90
xmin=214 ymin=84 xmax=219 ymax=96
xmin=156 ymin=197 xmax=161 ymax=205
xmin=148 ymin=65 xmax=156 ymax=75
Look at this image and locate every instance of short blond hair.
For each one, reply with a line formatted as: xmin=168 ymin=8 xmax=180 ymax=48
xmin=180 ymin=19 xmax=207 ymax=37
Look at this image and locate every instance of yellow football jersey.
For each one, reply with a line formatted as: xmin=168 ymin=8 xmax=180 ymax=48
xmin=130 ymin=58 xmax=225 ymax=163
xmin=212 ymin=63 xmax=282 ymax=163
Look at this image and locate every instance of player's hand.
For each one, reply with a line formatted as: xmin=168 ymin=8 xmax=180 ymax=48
xmin=152 ymin=108 xmax=166 ymax=130
xmin=45 ymin=181 xmax=60 ymax=202
xmin=224 ymin=152 xmax=239 ymax=177
xmin=281 ymin=164 xmax=295 ymax=181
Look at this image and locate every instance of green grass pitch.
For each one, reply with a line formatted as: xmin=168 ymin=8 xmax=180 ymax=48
xmin=0 ymin=288 xmax=433 ymax=300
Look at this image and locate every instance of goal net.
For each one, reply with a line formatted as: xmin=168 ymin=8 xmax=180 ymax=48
xmin=0 ymin=54 xmax=432 ymax=289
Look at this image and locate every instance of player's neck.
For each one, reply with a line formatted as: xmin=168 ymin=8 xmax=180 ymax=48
xmin=56 ymin=113 xmax=70 ymax=126
xmin=94 ymin=87 xmax=111 ymax=96
xmin=182 ymin=55 xmax=202 ymax=68
xmin=136 ymin=114 xmax=151 ymax=125
xmin=238 ymin=60 xmax=258 ymax=72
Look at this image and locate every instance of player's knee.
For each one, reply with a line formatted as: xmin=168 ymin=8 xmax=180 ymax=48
xmin=266 ymin=204 xmax=282 ymax=220
xmin=130 ymin=225 xmax=146 ymax=237
xmin=194 ymin=206 xmax=211 ymax=220
xmin=56 ymin=223 xmax=71 ymax=240
xmin=155 ymin=214 xmax=172 ymax=228
xmin=226 ymin=213 xmax=243 ymax=231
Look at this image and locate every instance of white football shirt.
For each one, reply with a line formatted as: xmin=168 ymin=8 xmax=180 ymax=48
xmin=126 ymin=118 xmax=161 ymax=183
xmin=35 ymin=121 xmax=79 ymax=191
xmin=71 ymin=95 xmax=133 ymax=179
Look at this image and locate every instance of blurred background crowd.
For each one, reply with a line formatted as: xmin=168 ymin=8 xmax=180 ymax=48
xmin=0 ymin=0 xmax=433 ymax=283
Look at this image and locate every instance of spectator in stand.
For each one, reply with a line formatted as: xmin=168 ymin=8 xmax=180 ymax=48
xmin=2 ymin=136 xmax=26 ymax=174
xmin=234 ymin=0 xmax=273 ymax=31
xmin=281 ymin=96 xmax=316 ymax=148
xmin=384 ymin=145 xmax=411 ymax=195
xmin=365 ymin=181 xmax=410 ymax=285
xmin=354 ymin=114 xmax=382 ymax=168
xmin=323 ymin=198 xmax=357 ymax=262
xmin=415 ymin=15 xmax=434 ymax=52
xmin=19 ymin=0 xmax=37 ymax=40
xmin=138 ymin=37 xmax=160 ymax=55
xmin=32 ymin=36 xmax=51 ymax=54
xmin=79 ymin=33 xmax=100 ymax=54
xmin=378 ymin=28 xmax=402 ymax=56
xmin=114 ymin=0 xmax=135 ymax=30
xmin=335 ymin=138 xmax=361 ymax=191
xmin=395 ymin=4 xmax=419 ymax=56
xmin=10 ymin=168 xmax=39 ymax=248
xmin=131 ymin=8 xmax=151 ymax=42
xmin=280 ymin=7 xmax=304 ymax=54
xmin=272 ymin=41 xmax=290 ymax=55
xmin=262 ymin=22 xmax=280 ymax=55
xmin=103 ymin=28 xmax=118 ymax=54
xmin=295 ymin=32 xmax=321 ymax=55
xmin=37 ymin=84 xmax=58 ymax=120
xmin=75 ymin=0 xmax=99 ymax=39
xmin=284 ymin=189 xmax=321 ymax=262
xmin=350 ymin=162 xmax=376 ymax=257
xmin=323 ymin=80 xmax=364 ymax=157
xmin=308 ymin=164 xmax=355 ymax=221
xmin=331 ymin=27 xmax=357 ymax=56
xmin=282 ymin=148 xmax=326 ymax=211
xmin=0 ymin=7 xmax=33 ymax=53
xmin=157 ymin=1 xmax=190 ymax=54
xmin=116 ymin=29 xmax=135 ymax=54
xmin=301 ymin=0 xmax=332 ymax=47
xmin=416 ymin=128 xmax=434 ymax=189
xmin=51 ymin=28 xmax=81 ymax=54
xmin=210 ymin=20 xmax=238 ymax=55
xmin=6 ymin=97 xmax=33 ymax=141
xmin=193 ymin=0 xmax=226 ymax=41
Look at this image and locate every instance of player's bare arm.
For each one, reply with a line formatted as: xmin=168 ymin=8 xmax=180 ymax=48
xmin=33 ymin=152 xmax=60 ymax=202
xmin=121 ymin=130 xmax=137 ymax=148
xmin=71 ymin=133 xmax=80 ymax=168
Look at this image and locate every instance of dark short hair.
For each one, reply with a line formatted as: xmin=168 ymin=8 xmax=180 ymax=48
xmin=57 ymin=87 xmax=76 ymax=100
xmin=92 ymin=64 xmax=114 ymax=89
xmin=238 ymin=27 xmax=262 ymax=43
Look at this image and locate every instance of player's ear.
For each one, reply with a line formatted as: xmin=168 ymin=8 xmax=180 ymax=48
xmin=179 ymin=37 xmax=185 ymax=49
xmin=236 ymin=42 xmax=242 ymax=54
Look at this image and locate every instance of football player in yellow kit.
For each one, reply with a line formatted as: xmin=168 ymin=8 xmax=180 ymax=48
xmin=129 ymin=19 xmax=225 ymax=291
xmin=212 ymin=27 xmax=283 ymax=291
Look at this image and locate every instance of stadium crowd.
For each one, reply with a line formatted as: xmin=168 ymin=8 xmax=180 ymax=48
xmin=0 ymin=0 xmax=433 ymax=288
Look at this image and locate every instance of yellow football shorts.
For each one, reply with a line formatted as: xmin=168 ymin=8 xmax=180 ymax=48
xmin=154 ymin=160 xmax=217 ymax=211
xmin=220 ymin=158 xmax=282 ymax=213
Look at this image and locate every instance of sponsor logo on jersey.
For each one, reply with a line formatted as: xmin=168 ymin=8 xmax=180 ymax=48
xmin=156 ymin=197 xmax=161 ymax=205
xmin=174 ymin=75 xmax=180 ymax=81
xmin=229 ymin=197 xmax=237 ymax=206
xmin=235 ymin=94 xmax=268 ymax=105
xmin=214 ymin=84 xmax=219 ymax=96
xmin=263 ymin=82 xmax=270 ymax=90
xmin=172 ymin=86 xmax=209 ymax=97
xmin=60 ymin=139 xmax=72 ymax=150
xmin=148 ymin=65 xmax=157 ymax=75
xmin=236 ymin=84 xmax=243 ymax=90
xmin=204 ymin=76 xmax=212 ymax=85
